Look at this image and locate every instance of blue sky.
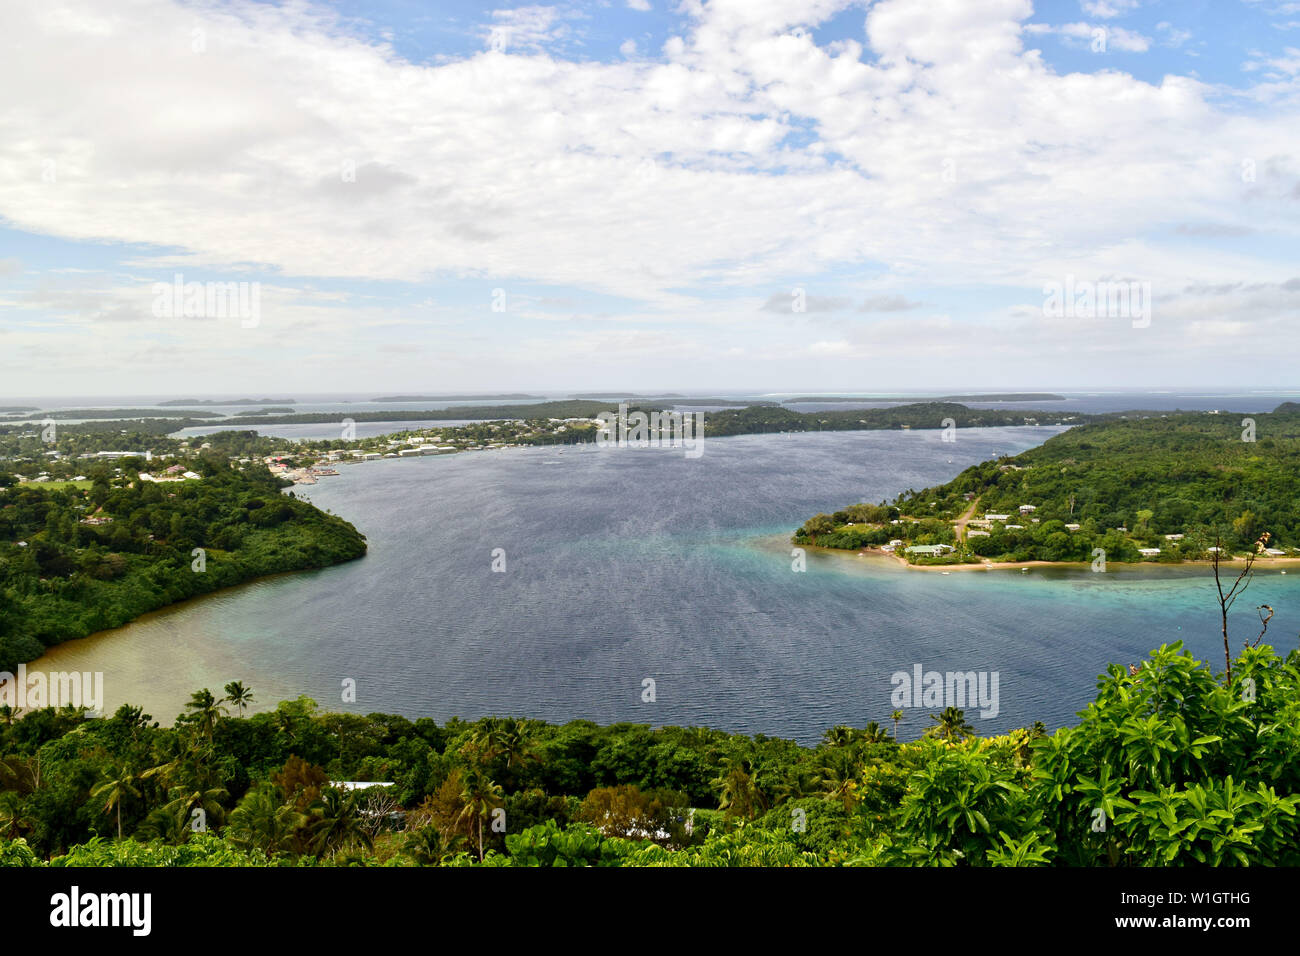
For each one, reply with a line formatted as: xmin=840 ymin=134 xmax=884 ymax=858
xmin=1 ymin=0 xmax=1299 ymax=396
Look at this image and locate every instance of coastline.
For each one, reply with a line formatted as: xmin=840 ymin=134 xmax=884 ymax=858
xmin=799 ymin=542 xmax=1300 ymax=574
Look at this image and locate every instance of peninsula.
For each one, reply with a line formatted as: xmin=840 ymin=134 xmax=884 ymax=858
xmin=794 ymin=403 xmax=1300 ymax=568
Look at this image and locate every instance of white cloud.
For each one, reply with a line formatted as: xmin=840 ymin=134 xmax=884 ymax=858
xmin=1 ymin=0 xmax=1299 ymax=391
xmin=1080 ymin=0 xmax=1140 ymax=19
xmin=485 ymin=5 xmax=573 ymax=53
xmin=1249 ymin=46 xmax=1300 ymax=74
xmin=1156 ymin=21 xmax=1192 ymax=48
xmin=1036 ymin=21 xmax=1152 ymax=52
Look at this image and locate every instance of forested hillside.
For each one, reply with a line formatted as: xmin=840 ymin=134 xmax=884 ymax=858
xmin=0 ymin=460 xmax=366 ymax=670
xmin=797 ymin=404 xmax=1300 ymax=564
xmin=0 ymin=641 xmax=1295 ymax=867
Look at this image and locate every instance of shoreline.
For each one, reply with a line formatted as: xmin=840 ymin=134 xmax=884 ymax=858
xmin=801 ymin=542 xmax=1300 ymax=573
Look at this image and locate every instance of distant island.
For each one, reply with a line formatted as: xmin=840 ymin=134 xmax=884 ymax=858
xmin=570 ymin=392 xmax=683 ymax=399
xmin=662 ymin=398 xmax=776 ymax=407
xmin=219 ymin=399 xmax=616 ymax=426
xmin=37 ymin=408 xmax=227 ymax=420
xmin=572 ymin=396 xmax=773 ymax=407
xmin=699 ymin=401 xmax=1092 ymax=437
xmin=207 ymin=399 xmax=1093 ymax=431
xmin=373 ymin=394 xmax=544 ymax=402
xmin=158 ymin=398 xmax=297 ymax=406
xmin=783 ymin=393 xmax=1066 ymax=404
xmin=795 ymin=403 xmax=1300 ymax=568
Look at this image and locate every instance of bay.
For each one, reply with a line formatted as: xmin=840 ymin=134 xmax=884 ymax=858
xmin=31 ymin=427 xmax=1299 ymax=743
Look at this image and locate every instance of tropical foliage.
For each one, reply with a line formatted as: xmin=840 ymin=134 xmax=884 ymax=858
xmin=1 ymin=641 xmax=1296 ymax=867
xmin=0 ymin=461 xmax=366 ymax=669
xmin=797 ymin=404 xmax=1300 ymax=563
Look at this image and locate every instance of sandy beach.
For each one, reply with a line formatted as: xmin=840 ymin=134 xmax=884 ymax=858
xmin=804 ymin=543 xmax=1300 ymax=574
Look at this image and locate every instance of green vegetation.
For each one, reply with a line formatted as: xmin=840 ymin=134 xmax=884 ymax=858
xmin=139 ymin=398 xmax=1090 ymax=432
xmin=0 ymin=640 xmax=1295 ymax=866
xmin=797 ymin=405 xmax=1300 ymax=564
xmin=704 ymin=401 xmax=1089 ymax=438
xmin=374 ymin=394 xmax=544 ymax=402
xmin=0 ymin=402 xmax=1099 ymax=482
xmin=597 ymin=397 xmax=775 ymax=407
xmin=33 ymin=409 xmax=226 ymax=420
xmin=782 ymin=394 xmax=1067 ymax=403
xmin=158 ymin=398 xmax=296 ymax=406
xmin=219 ymin=400 xmax=617 ymax=425
xmin=0 ymin=458 xmax=366 ymax=670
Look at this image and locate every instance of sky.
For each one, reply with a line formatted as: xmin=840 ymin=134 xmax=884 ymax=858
xmin=1 ymin=0 xmax=1299 ymax=397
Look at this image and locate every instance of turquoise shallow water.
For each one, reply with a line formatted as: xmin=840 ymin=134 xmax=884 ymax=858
xmin=32 ymin=428 xmax=1300 ymax=742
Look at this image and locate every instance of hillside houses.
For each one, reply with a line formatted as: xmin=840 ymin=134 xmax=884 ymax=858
xmin=905 ymin=543 xmax=955 ymax=556
xmin=139 ymin=470 xmax=201 ymax=483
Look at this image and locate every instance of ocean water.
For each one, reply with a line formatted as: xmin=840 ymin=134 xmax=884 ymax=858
xmin=31 ymin=427 xmax=1300 ymax=742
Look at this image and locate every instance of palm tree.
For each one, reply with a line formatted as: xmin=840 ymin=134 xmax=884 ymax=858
xmin=136 ymin=804 xmax=191 ymax=845
xmin=891 ymin=709 xmax=904 ymax=740
xmin=111 ymin=704 xmax=153 ymax=738
xmin=927 ymin=706 xmax=976 ymax=742
xmin=812 ymin=750 xmax=860 ymax=812
xmin=227 ymin=785 xmax=303 ymax=855
xmin=712 ymin=761 xmax=767 ymax=820
xmin=223 ymin=681 xmax=254 ymax=718
xmin=310 ymin=788 xmax=373 ymax=857
xmin=402 ymin=825 xmax=461 ymax=866
xmin=493 ymin=718 xmax=540 ymax=774
xmin=861 ymin=722 xmax=891 ymax=743
xmin=142 ymin=734 xmax=188 ymax=791
xmin=184 ymin=689 xmax=226 ymax=741
xmin=0 ymin=790 xmax=34 ymax=839
xmin=456 ymin=770 xmax=504 ymax=862
xmin=0 ymin=755 xmax=36 ymax=793
xmin=91 ymin=766 xmax=141 ymax=839
xmin=162 ymin=782 xmax=229 ymax=832
xmin=821 ymin=725 xmax=858 ymax=749
xmin=773 ymin=768 xmax=816 ymax=805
